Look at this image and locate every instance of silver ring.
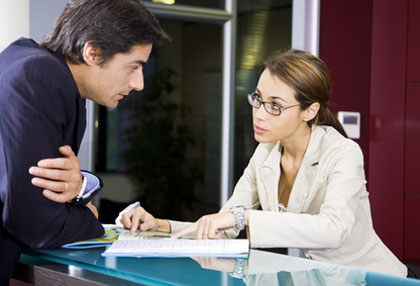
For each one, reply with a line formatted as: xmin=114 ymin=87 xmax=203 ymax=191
xmin=65 ymin=183 xmax=68 ymax=192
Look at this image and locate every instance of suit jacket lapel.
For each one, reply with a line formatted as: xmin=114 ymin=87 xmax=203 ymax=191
xmin=287 ymin=126 xmax=323 ymax=213
xmin=73 ymin=95 xmax=86 ymax=153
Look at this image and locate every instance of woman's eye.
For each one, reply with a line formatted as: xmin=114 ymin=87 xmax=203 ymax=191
xmin=131 ymin=66 xmax=139 ymax=72
xmin=272 ymin=103 xmax=281 ymax=110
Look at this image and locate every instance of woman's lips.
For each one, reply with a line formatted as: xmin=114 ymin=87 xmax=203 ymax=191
xmin=254 ymin=124 xmax=268 ymax=134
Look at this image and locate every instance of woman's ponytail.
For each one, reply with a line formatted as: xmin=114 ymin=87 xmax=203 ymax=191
xmin=315 ymin=103 xmax=347 ymax=137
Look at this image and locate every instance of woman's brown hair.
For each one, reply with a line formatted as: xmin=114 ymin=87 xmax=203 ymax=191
xmin=263 ymin=49 xmax=347 ymax=137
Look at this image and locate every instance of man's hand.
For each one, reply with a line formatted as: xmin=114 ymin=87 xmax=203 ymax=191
xmin=28 ymin=145 xmax=83 ymax=203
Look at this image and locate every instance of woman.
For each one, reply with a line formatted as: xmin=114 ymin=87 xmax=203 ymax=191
xmin=119 ymin=50 xmax=407 ymax=277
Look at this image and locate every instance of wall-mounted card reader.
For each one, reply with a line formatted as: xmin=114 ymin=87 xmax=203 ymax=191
xmin=337 ymin=111 xmax=360 ymax=139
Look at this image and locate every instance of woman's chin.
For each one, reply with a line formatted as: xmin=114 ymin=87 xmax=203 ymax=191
xmin=254 ymin=133 xmax=273 ymax=143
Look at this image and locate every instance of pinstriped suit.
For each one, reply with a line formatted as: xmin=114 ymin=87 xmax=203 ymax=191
xmin=0 ymin=38 xmax=103 ymax=283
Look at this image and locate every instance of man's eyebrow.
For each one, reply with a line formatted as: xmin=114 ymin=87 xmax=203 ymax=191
xmin=129 ymin=60 xmax=147 ymax=65
xmin=255 ymin=88 xmax=288 ymax=103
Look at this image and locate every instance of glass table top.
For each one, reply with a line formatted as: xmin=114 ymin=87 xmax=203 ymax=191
xmin=21 ymin=247 xmax=420 ymax=286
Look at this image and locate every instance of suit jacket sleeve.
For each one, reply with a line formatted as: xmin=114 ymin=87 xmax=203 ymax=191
xmin=0 ymin=55 xmax=104 ymax=249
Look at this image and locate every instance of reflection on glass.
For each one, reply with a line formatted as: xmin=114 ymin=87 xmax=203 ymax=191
xmin=192 ymin=250 xmax=368 ymax=286
xmin=152 ymin=0 xmax=176 ymax=5
xmin=142 ymin=0 xmax=225 ymax=9
xmin=33 ymin=247 xmax=416 ymax=286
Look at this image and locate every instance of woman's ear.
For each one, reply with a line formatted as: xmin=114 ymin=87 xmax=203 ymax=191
xmin=302 ymin=102 xmax=320 ymax=122
xmin=82 ymin=41 xmax=102 ymax=66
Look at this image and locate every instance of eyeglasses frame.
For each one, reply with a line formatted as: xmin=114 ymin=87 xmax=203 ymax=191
xmin=247 ymin=92 xmax=301 ymax=116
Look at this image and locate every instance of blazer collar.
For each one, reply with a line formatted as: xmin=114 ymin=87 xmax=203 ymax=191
xmin=259 ymin=125 xmax=325 ymax=213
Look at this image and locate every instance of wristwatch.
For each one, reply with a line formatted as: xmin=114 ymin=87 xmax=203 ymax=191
xmin=230 ymin=205 xmax=245 ymax=231
xmin=229 ymin=258 xmax=246 ymax=279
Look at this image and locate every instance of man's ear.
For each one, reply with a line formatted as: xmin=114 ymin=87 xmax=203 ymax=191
xmin=302 ymin=102 xmax=320 ymax=122
xmin=82 ymin=41 xmax=102 ymax=66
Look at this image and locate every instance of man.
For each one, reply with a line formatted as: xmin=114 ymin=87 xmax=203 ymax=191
xmin=0 ymin=0 xmax=168 ymax=284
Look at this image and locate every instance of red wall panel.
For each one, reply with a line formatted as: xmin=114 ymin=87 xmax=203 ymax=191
xmin=320 ymin=0 xmax=409 ymax=258
xmin=368 ymin=0 xmax=408 ymax=257
xmin=404 ymin=196 xmax=420 ymax=259
xmin=404 ymin=0 xmax=420 ymax=260
xmin=407 ymin=0 xmax=420 ymax=82
xmin=319 ymin=0 xmax=372 ymax=163
xmin=405 ymin=84 xmax=420 ymax=195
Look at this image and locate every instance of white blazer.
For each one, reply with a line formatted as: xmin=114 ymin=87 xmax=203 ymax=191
xmin=170 ymin=125 xmax=407 ymax=277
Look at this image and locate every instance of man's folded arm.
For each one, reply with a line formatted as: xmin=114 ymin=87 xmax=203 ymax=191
xmin=0 ymin=65 xmax=104 ymax=249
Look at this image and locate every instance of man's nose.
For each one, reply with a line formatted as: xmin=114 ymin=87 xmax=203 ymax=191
xmin=129 ymin=71 xmax=144 ymax=91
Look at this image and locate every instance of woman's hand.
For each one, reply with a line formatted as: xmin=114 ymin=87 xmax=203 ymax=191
xmin=28 ymin=145 xmax=83 ymax=203
xmin=172 ymin=212 xmax=235 ymax=239
xmin=191 ymin=257 xmax=236 ymax=273
xmin=120 ymin=206 xmax=170 ymax=233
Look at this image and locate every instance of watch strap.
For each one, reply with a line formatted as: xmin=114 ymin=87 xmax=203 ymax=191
xmin=230 ymin=205 xmax=245 ymax=231
xmin=229 ymin=258 xmax=246 ymax=279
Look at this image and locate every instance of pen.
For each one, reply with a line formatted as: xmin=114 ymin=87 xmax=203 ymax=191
xmin=115 ymin=201 xmax=141 ymax=228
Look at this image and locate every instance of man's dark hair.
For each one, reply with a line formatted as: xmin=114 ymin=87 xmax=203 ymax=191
xmin=41 ymin=0 xmax=169 ymax=65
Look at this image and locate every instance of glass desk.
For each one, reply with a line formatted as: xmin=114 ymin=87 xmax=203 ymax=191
xmin=14 ymin=247 xmax=420 ymax=286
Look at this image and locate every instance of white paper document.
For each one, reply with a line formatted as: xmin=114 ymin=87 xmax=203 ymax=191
xmin=102 ymin=239 xmax=249 ymax=258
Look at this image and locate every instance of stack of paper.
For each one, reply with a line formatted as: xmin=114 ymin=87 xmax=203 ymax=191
xmin=61 ymin=225 xmax=127 ymax=249
xmin=102 ymin=239 xmax=249 ymax=258
xmin=61 ymin=225 xmax=181 ymax=249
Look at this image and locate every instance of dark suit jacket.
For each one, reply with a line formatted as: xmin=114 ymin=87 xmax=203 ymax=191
xmin=0 ymin=38 xmax=104 ymax=283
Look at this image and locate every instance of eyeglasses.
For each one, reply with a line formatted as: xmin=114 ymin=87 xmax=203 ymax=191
xmin=247 ymin=92 xmax=300 ymax=116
